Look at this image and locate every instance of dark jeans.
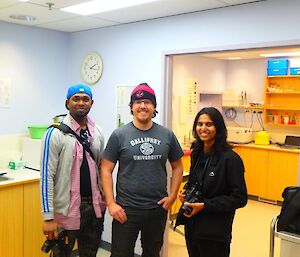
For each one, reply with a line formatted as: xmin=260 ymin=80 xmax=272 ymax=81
xmin=111 ymin=206 xmax=168 ymax=257
xmin=185 ymin=227 xmax=230 ymax=257
xmin=53 ymin=202 xmax=104 ymax=257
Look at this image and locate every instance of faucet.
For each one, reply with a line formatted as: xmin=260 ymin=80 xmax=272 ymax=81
xmin=186 ymin=129 xmax=193 ymax=148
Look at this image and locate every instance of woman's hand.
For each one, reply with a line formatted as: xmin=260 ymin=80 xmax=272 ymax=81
xmin=178 ymin=189 xmax=186 ymax=203
xmin=183 ymin=202 xmax=205 ymax=218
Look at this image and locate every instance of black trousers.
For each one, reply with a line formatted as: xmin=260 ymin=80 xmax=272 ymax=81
xmin=185 ymin=226 xmax=230 ymax=257
xmin=52 ymin=202 xmax=104 ymax=257
xmin=111 ymin=206 xmax=168 ymax=257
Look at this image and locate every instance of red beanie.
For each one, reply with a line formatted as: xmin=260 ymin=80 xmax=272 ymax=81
xmin=130 ymin=83 xmax=156 ymax=106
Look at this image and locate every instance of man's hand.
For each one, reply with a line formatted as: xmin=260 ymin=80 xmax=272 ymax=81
xmin=108 ymin=202 xmax=127 ymax=224
xmin=43 ymin=220 xmax=59 ymax=240
xmin=157 ymin=195 xmax=176 ymax=210
xmin=183 ymin=202 xmax=205 ymax=218
xmin=178 ymin=189 xmax=186 ymax=203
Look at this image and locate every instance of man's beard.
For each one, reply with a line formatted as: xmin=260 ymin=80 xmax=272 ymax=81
xmin=72 ymin=109 xmax=89 ymax=120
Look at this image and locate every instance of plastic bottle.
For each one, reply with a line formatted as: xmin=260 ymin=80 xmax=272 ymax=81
xmin=273 ymin=113 xmax=279 ymax=124
xmin=290 ymin=114 xmax=296 ymax=125
xmin=268 ymin=111 xmax=273 ymax=122
xmin=284 ymin=113 xmax=289 ymax=124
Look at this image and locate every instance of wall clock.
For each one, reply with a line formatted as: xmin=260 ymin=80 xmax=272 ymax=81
xmin=80 ymin=52 xmax=103 ymax=84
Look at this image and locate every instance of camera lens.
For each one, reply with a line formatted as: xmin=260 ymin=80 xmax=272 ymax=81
xmin=41 ymin=239 xmax=53 ymax=253
xmin=181 ymin=204 xmax=192 ymax=215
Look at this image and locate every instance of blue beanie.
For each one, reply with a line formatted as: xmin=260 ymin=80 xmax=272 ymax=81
xmin=66 ymin=84 xmax=93 ymax=100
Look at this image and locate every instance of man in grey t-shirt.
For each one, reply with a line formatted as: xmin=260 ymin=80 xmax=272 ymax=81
xmin=101 ymin=83 xmax=184 ymax=257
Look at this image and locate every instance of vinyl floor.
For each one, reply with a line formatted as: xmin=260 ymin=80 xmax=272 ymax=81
xmin=97 ymin=199 xmax=282 ymax=257
xmin=168 ymin=199 xmax=282 ymax=257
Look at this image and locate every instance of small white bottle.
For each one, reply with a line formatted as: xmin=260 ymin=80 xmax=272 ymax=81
xmin=273 ymin=113 xmax=279 ymax=124
xmin=284 ymin=113 xmax=289 ymax=124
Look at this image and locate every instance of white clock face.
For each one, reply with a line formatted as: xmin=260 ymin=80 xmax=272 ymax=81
xmin=80 ymin=52 xmax=103 ymax=84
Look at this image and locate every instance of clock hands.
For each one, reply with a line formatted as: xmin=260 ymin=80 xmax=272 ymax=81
xmin=89 ymin=63 xmax=98 ymax=70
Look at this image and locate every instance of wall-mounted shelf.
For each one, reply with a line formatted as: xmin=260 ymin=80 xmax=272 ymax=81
xmin=267 ymin=75 xmax=300 ymax=78
xmin=265 ymin=107 xmax=299 ymax=111
xmin=264 ymin=76 xmax=300 ymax=126
xmin=222 ymin=105 xmax=264 ymax=110
xmin=264 ymin=122 xmax=300 ymax=128
xmin=266 ymin=91 xmax=300 ymax=94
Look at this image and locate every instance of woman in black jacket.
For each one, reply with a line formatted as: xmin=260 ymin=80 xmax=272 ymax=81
xmin=179 ymin=107 xmax=247 ymax=257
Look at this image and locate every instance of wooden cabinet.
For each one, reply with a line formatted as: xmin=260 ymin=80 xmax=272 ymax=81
xmin=170 ymin=180 xmax=187 ymax=217
xmin=170 ymin=153 xmax=191 ymax=216
xmin=0 ymin=181 xmax=44 ymax=257
xmin=239 ymin=147 xmax=269 ymax=198
xmin=267 ymin=151 xmax=299 ymax=201
xmin=236 ymin=145 xmax=299 ymax=202
xmin=24 ymin=182 xmax=45 ymax=257
xmin=264 ymin=76 xmax=300 ymax=127
xmin=0 ymin=185 xmax=23 ymax=257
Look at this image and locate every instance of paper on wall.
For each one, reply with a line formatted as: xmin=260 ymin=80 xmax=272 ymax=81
xmin=0 ymin=79 xmax=11 ymax=108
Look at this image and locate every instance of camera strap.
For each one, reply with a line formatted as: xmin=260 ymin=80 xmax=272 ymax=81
xmin=189 ymin=152 xmax=212 ymax=192
xmin=49 ymin=123 xmax=95 ymax=161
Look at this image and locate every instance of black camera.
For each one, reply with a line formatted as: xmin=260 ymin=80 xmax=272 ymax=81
xmin=41 ymin=231 xmax=67 ymax=255
xmin=174 ymin=182 xmax=203 ymax=230
xmin=180 ymin=182 xmax=203 ymax=215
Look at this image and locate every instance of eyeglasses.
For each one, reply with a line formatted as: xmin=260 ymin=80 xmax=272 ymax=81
xmin=197 ymin=121 xmax=214 ymax=127
xmin=133 ymin=99 xmax=153 ymax=106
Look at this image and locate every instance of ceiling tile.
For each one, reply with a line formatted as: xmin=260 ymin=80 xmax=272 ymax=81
xmin=219 ymin=0 xmax=262 ymax=4
xmin=0 ymin=0 xmax=268 ymax=32
xmin=0 ymin=0 xmax=20 ymax=9
xmin=36 ymin=16 xmax=120 ymax=32
xmin=93 ymin=0 xmax=225 ymax=23
xmin=29 ymin=0 xmax=91 ymax=9
xmin=0 ymin=2 xmax=77 ymax=25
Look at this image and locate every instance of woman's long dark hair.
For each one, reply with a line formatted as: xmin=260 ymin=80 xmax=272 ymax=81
xmin=191 ymin=107 xmax=231 ymax=154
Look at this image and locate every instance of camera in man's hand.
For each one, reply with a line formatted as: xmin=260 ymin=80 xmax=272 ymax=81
xmin=174 ymin=182 xmax=203 ymax=229
xmin=41 ymin=231 xmax=67 ymax=255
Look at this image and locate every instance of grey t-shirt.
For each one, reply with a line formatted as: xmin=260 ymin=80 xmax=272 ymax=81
xmin=103 ymin=122 xmax=184 ymax=209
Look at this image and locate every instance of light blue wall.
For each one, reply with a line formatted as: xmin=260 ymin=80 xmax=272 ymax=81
xmin=0 ymin=22 xmax=70 ymax=135
xmin=1 ymin=0 xmax=300 ymax=136
xmin=68 ymin=0 xmax=300 ymax=139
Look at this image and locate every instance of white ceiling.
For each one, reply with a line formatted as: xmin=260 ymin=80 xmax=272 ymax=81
xmin=0 ymin=0 xmax=265 ymax=32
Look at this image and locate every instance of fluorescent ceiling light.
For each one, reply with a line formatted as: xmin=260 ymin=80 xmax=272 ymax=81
xmin=260 ymin=52 xmax=300 ymax=57
xmin=9 ymin=14 xmax=36 ymax=21
xmin=228 ymin=57 xmax=241 ymax=60
xmin=61 ymin=0 xmax=158 ymax=15
xmin=18 ymin=0 xmax=30 ymax=2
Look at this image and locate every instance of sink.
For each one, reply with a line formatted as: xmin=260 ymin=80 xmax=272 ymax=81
xmin=0 ymin=176 xmax=13 ymax=182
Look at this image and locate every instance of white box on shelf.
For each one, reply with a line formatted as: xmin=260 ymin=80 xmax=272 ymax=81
xmin=222 ymin=89 xmax=242 ymax=106
xmin=22 ymin=137 xmax=41 ymax=171
xmin=289 ymin=58 xmax=300 ymax=68
xmin=227 ymin=127 xmax=253 ymax=144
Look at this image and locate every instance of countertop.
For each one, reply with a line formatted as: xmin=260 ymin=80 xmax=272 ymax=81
xmin=234 ymin=142 xmax=300 ymax=153
xmin=0 ymin=168 xmax=40 ymax=188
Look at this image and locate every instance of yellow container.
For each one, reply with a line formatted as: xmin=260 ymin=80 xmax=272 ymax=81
xmin=255 ymin=131 xmax=270 ymax=145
